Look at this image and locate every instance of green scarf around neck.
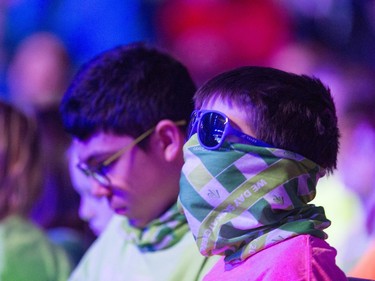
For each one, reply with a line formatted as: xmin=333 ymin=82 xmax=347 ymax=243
xmin=178 ymin=135 xmax=330 ymax=266
xmin=121 ymin=203 xmax=189 ymax=252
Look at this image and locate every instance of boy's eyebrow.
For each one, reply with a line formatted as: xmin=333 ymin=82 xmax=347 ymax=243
xmin=80 ymin=150 xmax=116 ymax=165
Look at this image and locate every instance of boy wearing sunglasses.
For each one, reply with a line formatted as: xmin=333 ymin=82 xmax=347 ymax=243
xmin=179 ymin=66 xmax=348 ymax=280
xmin=60 ymin=43 xmax=218 ymax=281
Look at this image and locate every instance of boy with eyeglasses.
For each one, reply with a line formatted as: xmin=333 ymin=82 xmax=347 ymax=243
xmin=178 ymin=66 xmax=348 ymax=280
xmin=59 ymin=43 xmax=218 ymax=281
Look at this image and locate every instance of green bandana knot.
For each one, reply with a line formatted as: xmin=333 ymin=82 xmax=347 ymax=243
xmin=121 ymin=203 xmax=189 ymax=252
xmin=178 ymin=135 xmax=330 ymax=266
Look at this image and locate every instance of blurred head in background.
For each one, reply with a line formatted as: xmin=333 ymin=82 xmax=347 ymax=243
xmin=7 ymin=32 xmax=71 ymax=114
xmin=68 ymin=141 xmax=114 ymax=236
xmin=0 ymin=99 xmax=41 ymax=220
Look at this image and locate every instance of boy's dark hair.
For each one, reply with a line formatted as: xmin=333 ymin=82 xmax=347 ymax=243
xmin=194 ymin=66 xmax=340 ymax=172
xmin=60 ymin=43 xmax=196 ymax=144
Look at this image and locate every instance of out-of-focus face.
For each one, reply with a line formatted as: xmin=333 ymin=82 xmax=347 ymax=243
xmin=74 ymin=130 xmax=181 ymax=228
xmin=69 ymin=145 xmax=113 ymax=236
xmin=76 ymin=185 xmax=114 ymax=236
xmin=8 ymin=34 xmax=69 ymax=112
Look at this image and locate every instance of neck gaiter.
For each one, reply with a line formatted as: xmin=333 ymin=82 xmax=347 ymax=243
xmin=122 ymin=203 xmax=189 ymax=252
xmin=179 ymin=135 xmax=330 ymax=267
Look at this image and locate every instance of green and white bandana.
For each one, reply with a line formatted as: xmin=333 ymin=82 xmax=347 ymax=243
xmin=121 ymin=203 xmax=189 ymax=252
xmin=178 ymin=135 xmax=330 ymax=266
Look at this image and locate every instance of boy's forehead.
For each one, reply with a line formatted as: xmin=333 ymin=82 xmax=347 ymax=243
xmin=201 ymin=95 xmax=238 ymax=109
xmin=202 ymin=98 xmax=254 ymax=136
xmin=73 ymin=132 xmax=133 ymax=161
xmin=202 ymin=97 xmax=244 ymax=116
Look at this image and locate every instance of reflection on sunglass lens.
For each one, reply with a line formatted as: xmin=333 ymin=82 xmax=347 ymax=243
xmin=200 ymin=113 xmax=226 ymax=147
xmin=187 ymin=111 xmax=199 ymax=139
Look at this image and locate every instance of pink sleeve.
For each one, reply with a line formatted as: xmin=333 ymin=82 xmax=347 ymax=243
xmin=203 ymin=235 xmax=347 ymax=281
xmin=309 ymin=236 xmax=348 ymax=280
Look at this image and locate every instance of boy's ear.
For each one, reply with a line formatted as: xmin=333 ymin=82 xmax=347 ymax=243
xmin=154 ymin=120 xmax=185 ymax=162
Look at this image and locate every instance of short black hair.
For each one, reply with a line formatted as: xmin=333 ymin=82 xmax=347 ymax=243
xmin=194 ymin=66 xmax=340 ymax=172
xmin=60 ymin=42 xmax=196 ymax=143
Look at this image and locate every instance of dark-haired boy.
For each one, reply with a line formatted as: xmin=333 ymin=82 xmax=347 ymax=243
xmin=179 ymin=66 xmax=347 ymax=280
xmin=60 ymin=43 xmax=218 ymax=281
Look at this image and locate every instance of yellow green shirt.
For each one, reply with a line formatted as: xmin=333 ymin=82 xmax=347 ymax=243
xmin=69 ymin=215 xmax=218 ymax=281
xmin=0 ymin=215 xmax=72 ymax=281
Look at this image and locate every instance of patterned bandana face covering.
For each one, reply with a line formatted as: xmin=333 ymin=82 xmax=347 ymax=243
xmin=121 ymin=203 xmax=189 ymax=252
xmin=178 ymin=134 xmax=330 ymax=266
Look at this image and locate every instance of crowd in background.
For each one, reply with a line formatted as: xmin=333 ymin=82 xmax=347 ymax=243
xmin=0 ymin=0 xmax=374 ymax=277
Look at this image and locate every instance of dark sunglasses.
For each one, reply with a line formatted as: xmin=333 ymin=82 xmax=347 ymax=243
xmin=187 ymin=109 xmax=273 ymax=150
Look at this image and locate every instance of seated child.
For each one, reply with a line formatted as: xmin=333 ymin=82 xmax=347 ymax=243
xmin=0 ymin=99 xmax=72 ymax=280
xmin=178 ymin=66 xmax=347 ymax=280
